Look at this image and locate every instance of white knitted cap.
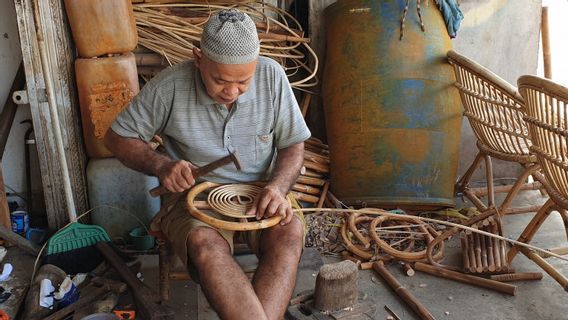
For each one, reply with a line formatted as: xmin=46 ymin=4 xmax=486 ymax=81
xmin=201 ymin=9 xmax=260 ymax=64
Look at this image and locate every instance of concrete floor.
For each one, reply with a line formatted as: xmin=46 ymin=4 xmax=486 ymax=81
xmin=5 ymin=189 xmax=568 ymax=319
xmin=133 ymin=189 xmax=568 ymax=320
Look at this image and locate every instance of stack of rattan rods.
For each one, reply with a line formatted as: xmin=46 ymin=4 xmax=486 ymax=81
xmin=460 ymin=215 xmax=511 ymax=274
xmin=132 ymin=2 xmax=318 ymax=90
xmin=292 ymin=137 xmax=332 ymax=209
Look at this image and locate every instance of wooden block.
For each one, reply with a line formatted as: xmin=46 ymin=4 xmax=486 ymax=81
xmin=314 ymin=260 xmax=358 ymax=312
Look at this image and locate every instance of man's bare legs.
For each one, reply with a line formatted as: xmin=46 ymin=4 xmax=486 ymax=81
xmin=188 ymin=218 xmax=303 ymax=320
xmin=188 ymin=227 xmax=268 ymax=320
xmin=252 ymin=217 xmax=304 ymax=320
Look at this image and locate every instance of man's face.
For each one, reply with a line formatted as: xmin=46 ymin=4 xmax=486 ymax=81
xmin=194 ymin=48 xmax=257 ymax=106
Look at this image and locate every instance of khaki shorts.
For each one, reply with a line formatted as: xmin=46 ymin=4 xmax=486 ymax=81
xmin=151 ymin=191 xmax=305 ymax=277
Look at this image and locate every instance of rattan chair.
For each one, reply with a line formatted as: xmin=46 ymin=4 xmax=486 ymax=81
xmin=514 ymin=75 xmax=568 ymax=291
xmin=448 ymin=50 xmax=544 ymax=216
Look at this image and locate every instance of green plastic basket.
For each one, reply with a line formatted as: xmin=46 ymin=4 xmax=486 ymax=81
xmin=47 ymin=223 xmax=111 ymax=255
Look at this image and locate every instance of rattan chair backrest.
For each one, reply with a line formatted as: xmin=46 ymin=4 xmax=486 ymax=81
xmin=519 ymin=75 xmax=568 ymax=204
xmin=448 ymin=51 xmax=532 ymax=159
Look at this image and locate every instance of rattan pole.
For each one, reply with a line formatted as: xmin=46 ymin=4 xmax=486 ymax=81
xmin=490 ymin=272 xmax=543 ymax=282
xmin=372 ymin=262 xmax=436 ymax=320
xmin=521 ymin=247 xmax=568 ymax=291
xmin=402 ymin=262 xmax=415 ymax=277
xmin=461 ymin=235 xmax=470 ymax=272
xmin=487 ymin=234 xmax=496 ymax=272
xmin=492 ymin=223 xmax=502 ymax=272
xmin=481 ymin=233 xmax=488 ymax=272
xmin=474 ymin=233 xmax=483 ymax=273
xmin=468 ymin=233 xmax=476 ymax=272
xmin=542 ymin=7 xmax=552 ymax=79
xmin=296 ymin=175 xmax=326 ymax=187
xmin=414 ymin=262 xmax=517 ymax=296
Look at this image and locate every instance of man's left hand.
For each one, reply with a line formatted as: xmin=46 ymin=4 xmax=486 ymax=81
xmin=246 ymin=185 xmax=294 ymax=226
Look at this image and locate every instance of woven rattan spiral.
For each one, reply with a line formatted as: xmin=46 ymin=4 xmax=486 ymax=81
xmin=207 ymin=184 xmax=262 ymax=218
xmin=187 ymin=181 xmax=283 ymax=231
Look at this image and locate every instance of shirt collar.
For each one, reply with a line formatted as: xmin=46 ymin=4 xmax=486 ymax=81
xmin=194 ymin=67 xmax=257 ymax=106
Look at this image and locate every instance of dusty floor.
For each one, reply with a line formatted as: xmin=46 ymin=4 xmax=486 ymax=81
xmin=136 ymin=189 xmax=568 ymax=320
xmin=4 ymin=189 xmax=568 ymax=319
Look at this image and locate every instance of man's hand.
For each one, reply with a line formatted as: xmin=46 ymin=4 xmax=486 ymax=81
xmin=156 ymin=159 xmax=198 ymax=193
xmin=247 ymin=185 xmax=294 ymax=226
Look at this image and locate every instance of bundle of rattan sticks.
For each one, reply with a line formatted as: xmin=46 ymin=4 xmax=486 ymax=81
xmin=290 ymin=137 xmax=331 ymax=208
xmin=460 ymin=215 xmax=511 ymax=274
xmin=132 ymin=1 xmax=318 ymax=90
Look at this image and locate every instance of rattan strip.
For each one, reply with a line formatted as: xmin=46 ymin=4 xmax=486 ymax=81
xmin=132 ymin=2 xmax=319 ymax=89
xmin=207 ymin=184 xmax=262 ymax=218
xmin=456 ymin=83 xmax=521 ymax=110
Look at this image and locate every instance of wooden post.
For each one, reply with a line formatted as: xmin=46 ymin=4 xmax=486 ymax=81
xmin=313 ymin=260 xmax=359 ymax=312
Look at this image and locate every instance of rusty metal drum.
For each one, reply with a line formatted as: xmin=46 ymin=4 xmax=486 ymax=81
xmin=322 ymin=0 xmax=462 ymax=209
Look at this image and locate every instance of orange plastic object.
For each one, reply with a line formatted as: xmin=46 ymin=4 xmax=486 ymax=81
xmin=0 ymin=310 xmax=9 ymax=320
xmin=114 ymin=310 xmax=136 ymax=319
xmin=75 ymin=53 xmax=139 ymax=158
xmin=64 ymin=0 xmax=138 ymax=57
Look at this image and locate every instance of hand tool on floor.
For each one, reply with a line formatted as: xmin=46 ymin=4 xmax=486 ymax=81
xmin=149 ymin=149 xmax=242 ymax=197
xmin=96 ymin=241 xmax=175 ymax=320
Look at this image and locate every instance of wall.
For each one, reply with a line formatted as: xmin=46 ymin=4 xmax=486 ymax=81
xmin=0 ymin=1 xmax=36 ymax=211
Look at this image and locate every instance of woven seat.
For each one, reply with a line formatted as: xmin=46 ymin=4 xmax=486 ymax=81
xmin=513 ymin=75 xmax=568 ymax=291
xmin=448 ymin=50 xmax=544 ymax=215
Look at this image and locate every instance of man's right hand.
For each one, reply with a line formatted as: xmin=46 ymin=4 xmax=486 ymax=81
xmin=156 ymin=159 xmax=198 ymax=193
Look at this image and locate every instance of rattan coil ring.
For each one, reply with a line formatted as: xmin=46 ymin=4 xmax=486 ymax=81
xmin=187 ymin=181 xmax=283 ymax=231
xmin=207 ymin=184 xmax=262 ymax=218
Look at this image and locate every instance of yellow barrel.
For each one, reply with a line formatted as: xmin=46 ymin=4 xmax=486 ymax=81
xmin=75 ymin=53 xmax=139 ymax=158
xmin=64 ymin=0 xmax=138 ymax=58
xmin=322 ymin=1 xmax=462 ymax=209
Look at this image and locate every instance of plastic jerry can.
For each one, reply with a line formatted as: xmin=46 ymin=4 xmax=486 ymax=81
xmin=64 ymin=0 xmax=138 ymax=58
xmin=75 ymin=53 xmax=139 ymax=158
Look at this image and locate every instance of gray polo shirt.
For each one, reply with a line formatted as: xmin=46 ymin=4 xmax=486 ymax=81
xmin=111 ymin=56 xmax=311 ymax=183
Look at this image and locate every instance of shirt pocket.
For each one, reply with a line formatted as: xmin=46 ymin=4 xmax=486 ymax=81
xmin=255 ymin=132 xmax=275 ymax=167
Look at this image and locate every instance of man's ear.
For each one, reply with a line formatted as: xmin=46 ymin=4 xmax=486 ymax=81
xmin=193 ymin=47 xmax=202 ymax=68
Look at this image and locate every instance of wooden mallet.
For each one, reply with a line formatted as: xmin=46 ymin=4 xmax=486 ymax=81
xmin=149 ymin=150 xmax=242 ymax=197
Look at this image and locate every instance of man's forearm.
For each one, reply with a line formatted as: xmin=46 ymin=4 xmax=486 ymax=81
xmin=267 ymin=142 xmax=304 ymax=195
xmin=104 ymin=129 xmax=171 ymax=177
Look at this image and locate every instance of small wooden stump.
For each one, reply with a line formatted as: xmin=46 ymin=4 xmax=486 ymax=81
xmin=314 ymin=260 xmax=358 ymax=312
